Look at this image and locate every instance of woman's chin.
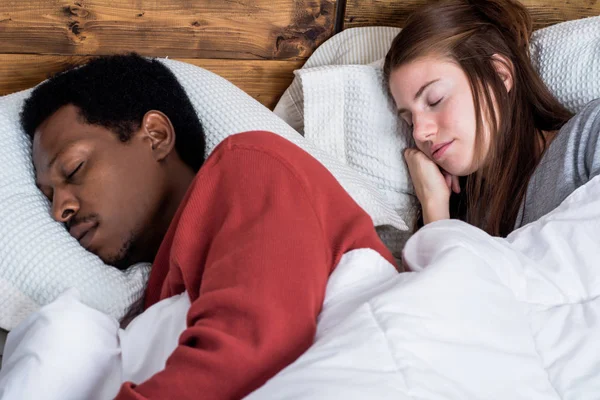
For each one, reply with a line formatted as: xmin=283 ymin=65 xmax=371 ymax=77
xmin=442 ymin=160 xmax=478 ymax=177
xmin=438 ymin=163 xmax=462 ymax=177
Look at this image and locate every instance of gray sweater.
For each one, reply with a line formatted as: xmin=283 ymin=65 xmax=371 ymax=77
xmin=515 ymin=99 xmax=600 ymax=229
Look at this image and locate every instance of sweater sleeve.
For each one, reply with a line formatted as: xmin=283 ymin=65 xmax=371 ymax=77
xmin=516 ymin=99 xmax=600 ymax=229
xmin=115 ymin=141 xmax=357 ymax=399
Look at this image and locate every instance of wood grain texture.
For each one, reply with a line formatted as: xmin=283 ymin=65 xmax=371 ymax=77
xmin=344 ymin=0 xmax=600 ymax=30
xmin=0 ymin=55 xmax=304 ymax=110
xmin=0 ymin=0 xmax=335 ymax=60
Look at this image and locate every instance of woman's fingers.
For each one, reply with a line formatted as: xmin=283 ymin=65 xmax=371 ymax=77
xmin=442 ymin=171 xmax=452 ymax=189
xmin=442 ymin=171 xmax=461 ymax=193
xmin=451 ymin=175 xmax=461 ymax=194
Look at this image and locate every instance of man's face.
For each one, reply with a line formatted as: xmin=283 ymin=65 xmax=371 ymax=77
xmin=33 ymin=104 xmax=166 ymax=269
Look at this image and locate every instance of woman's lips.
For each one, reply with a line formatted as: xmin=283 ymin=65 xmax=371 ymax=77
xmin=432 ymin=140 xmax=454 ymax=161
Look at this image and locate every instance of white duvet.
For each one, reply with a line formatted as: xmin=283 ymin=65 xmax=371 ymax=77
xmin=250 ymin=177 xmax=600 ymax=399
xmin=1 ymin=176 xmax=599 ymax=399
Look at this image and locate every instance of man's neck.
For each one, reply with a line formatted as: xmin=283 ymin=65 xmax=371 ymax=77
xmin=144 ymin=164 xmax=197 ymax=263
xmin=166 ymin=165 xmax=196 ymax=224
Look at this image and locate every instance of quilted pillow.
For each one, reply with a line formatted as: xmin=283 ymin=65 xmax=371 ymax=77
xmin=0 ymin=58 xmax=406 ymax=331
xmin=298 ymin=64 xmax=413 ymax=223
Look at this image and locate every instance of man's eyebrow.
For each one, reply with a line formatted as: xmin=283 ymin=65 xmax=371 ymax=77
xmin=397 ymin=79 xmax=440 ymax=114
xmin=47 ymin=143 xmax=78 ymax=170
xmin=35 ymin=143 xmax=77 ymax=188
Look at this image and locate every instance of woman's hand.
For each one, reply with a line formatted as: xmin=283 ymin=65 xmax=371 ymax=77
xmin=403 ymin=148 xmax=460 ymax=224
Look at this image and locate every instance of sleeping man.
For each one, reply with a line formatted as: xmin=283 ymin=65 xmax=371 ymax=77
xmin=5 ymin=53 xmax=395 ymax=399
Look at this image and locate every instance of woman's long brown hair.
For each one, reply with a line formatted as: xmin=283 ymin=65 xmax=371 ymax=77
xmin=383 ymin=0 xmax=573 ymax=237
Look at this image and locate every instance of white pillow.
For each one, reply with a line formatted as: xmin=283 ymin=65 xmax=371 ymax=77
xmin=297 ymin=64 xmax=413 ymax=223
xmin=274 ymin=26 xmax=401 ymax=134
xmin=530 ymin=17 xmax=600 ymax=113
xmin=275 ymin=16 xmax=600 ymax=236
xmin=0 ymin=58 xmax=406 ymax=331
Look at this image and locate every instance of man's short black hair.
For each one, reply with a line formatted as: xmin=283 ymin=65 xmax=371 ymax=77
xmin=20 ymin=53 xmax=206 ymax=172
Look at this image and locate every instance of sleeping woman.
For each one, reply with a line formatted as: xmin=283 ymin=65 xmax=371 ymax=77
xmin=383 ymin=0 xmax=600 ymax=236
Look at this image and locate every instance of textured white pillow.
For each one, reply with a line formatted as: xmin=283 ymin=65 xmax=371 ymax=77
xmin=0 ymin=58 xmax=406 ymax=331
xmin=530 ymin=17 xmax=600 ymax=113
xmin=274 ymin=26 xmax=401 ymax=134
xmin=298 ymin=64 xmax=413 ymax=223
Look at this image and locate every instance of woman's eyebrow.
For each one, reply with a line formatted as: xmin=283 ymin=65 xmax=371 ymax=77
xmin=397 ymin=79 xmax=440 ymax=113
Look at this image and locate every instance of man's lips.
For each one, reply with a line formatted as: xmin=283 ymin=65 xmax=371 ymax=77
xmin=69 ymin=221 xmax=98 ymax=247
xmin=78 ymin=225 xmax=98 ymax=249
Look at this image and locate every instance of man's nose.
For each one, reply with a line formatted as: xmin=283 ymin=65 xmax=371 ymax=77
xmin=51 ymin=188 xmax=79 ymax=224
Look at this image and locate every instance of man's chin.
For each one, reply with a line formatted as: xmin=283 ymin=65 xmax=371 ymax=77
xmin=98 ymin=231 xmax=151 ymax=270
xmin=96 ymin=248 xmax=134 ymax=271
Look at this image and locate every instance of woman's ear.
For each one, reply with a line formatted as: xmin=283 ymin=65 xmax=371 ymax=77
xmin=139 ymin=111 xmax=176 ymax=162
xmin=491 ymin=53 xmax=514 ymax=93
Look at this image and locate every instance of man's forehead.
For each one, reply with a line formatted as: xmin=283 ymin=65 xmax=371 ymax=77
xmin=35 ymin=104 xmax=81 ymax=137
xmin=32 ymin=107 xmax=83 ymax=171
xmin=32 ymin=139 xmax=79 ymax=187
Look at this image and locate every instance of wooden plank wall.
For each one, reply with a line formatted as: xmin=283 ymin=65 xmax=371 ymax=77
xmin=1 ymin=1 xmax=598 ymax=109
xmin=0 ymin=0 xmax=338 ymax=109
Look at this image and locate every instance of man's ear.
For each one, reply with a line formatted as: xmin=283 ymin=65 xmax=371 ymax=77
xmin=139 ymin=111 xmax=176 ymax=162
xmin=491 ymin=53 xmax=514 ymax=94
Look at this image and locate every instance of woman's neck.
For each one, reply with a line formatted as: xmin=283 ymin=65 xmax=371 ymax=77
xmin=538 ymin=129 xmax=558 ymax=155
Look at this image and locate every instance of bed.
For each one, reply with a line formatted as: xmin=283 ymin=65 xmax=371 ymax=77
xmin=1 ymin=0 xmax=599 ymax=395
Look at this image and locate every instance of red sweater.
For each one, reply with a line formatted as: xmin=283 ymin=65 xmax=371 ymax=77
xmin=116 ymin=131 xmax=395 ymax=399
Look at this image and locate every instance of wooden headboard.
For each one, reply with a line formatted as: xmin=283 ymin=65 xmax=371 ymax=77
xmin=1 ymin=1 xmax=598 ymax=110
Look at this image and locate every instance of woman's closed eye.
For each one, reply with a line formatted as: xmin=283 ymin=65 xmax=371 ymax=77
xmin=428 ymin=98 xmax=443 ymax=108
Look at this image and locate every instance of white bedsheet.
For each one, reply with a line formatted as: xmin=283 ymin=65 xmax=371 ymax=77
xmin=1 ymin=176 xmax=599 ymax=399
xmin=0 ymin=289 xmax=190 ymax=399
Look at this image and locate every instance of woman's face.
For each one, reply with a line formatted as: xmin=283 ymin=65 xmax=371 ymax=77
xmin=389 ymin=56 xmax=491 ymax=176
